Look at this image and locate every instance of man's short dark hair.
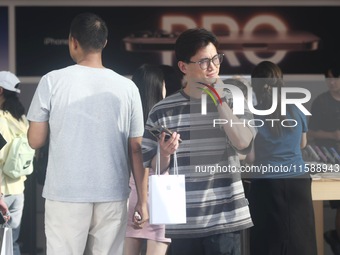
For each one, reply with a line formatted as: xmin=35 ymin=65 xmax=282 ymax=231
xmin=326 ymin=66 xmax=340 ymax=78
xmin=70 ymin=12 xmax=108 ymax=52
xmin=175 ymin=28 xmax=219 ymax=63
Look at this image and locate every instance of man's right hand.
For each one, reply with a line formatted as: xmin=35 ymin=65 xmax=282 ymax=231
xmin=159 ymin=131 xmax=181 ymax=157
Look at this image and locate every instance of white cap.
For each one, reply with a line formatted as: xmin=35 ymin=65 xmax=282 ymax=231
xmin=0 ymin=71 xmax=21 ymax=93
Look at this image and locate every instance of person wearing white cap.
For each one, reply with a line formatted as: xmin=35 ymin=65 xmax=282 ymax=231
xmin=0 ymin=71 xmax=28 ymax=255
xmin=0 ymin=71 xmax=21 ymax=94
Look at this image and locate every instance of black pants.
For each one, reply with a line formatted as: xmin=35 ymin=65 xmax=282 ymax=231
xmin=167 ymin=232 xmax=241 ymax=255
xmin=248 ymin=177 xmax=317 ymax=255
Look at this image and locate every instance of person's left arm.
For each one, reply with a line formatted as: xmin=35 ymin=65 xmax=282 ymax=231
xmin=213 ymin=78 xmax=255 ymax=152
xmin=217 ymin=101 xmax=254 ymax=151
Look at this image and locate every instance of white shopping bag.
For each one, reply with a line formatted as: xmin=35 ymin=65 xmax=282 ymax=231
xmin=149 ymin=145 xmax=186 ymax=224
xmin=0 ymin=227 xmax=13 ymax=255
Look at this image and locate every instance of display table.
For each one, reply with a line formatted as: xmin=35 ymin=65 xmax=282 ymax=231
xmin=312 ymin=174 xmax=340 ymax=255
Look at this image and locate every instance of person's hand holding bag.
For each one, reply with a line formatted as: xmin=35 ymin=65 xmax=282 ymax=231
xmin=149 ymin=134 xmax=186 ymax=225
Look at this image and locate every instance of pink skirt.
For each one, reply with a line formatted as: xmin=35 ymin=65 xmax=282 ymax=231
xmin=125 ymin=171 xmax=171 ymax=243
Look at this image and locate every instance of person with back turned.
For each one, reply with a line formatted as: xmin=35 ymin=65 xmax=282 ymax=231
xmin=27 ymin=12 xmax=148 ymax=255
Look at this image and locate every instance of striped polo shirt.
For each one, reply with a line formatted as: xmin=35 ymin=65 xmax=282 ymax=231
xmin=142 ymin=89 xmax=254 ymax=238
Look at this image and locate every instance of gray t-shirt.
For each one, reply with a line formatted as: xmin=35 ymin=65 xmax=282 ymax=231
xmin=27 ymin=65 xmax=144 ymax=202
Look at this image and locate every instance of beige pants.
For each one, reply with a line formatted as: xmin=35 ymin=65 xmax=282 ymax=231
xmin=45 ymin=199 xmax=128 ymax=255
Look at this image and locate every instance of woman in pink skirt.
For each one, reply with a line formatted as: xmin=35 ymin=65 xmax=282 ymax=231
xmin=125 ymin=64 xmax=173 ymax=255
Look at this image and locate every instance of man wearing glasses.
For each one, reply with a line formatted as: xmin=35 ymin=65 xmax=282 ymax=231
xmin=142 ymin=28 xmax=255 ymax=255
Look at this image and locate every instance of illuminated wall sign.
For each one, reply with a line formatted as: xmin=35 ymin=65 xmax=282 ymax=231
xmin=15 ymin=6 xmax=338 ymax=76
xmin=124 ymin=14 xmax=320 ymax=66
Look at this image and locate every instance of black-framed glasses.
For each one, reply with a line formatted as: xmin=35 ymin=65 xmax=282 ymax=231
xmin=188 ymin=53 xmax=224 ymax=70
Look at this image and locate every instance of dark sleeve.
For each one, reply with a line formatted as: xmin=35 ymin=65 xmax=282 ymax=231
xmin=295 ymin=106 xmax=308 ymax=133
xmin=142 ymin=110 xmax=159 ymax=168
xmin=308 ymin=95 xmax=323 ymax=131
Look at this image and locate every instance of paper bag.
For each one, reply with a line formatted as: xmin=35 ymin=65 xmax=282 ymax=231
xmin=0 ymin=227 xmax=13 ymax=255
xmin=149 ymin=145 xmax=186 ymax=224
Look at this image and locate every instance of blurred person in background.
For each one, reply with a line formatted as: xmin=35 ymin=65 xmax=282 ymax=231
xmin=249 ymin=61 xmax=317 ymax=255
xmin=125 ymin=64 xmax=170 ymax=255
xmin=308 ymin=65 xmax=340 ymax=255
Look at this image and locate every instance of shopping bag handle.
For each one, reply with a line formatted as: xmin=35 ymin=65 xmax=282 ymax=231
xmin=156 ymin=143 xmax=178 ymax=176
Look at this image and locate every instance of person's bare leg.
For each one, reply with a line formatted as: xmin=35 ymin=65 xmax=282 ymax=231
xmin=124 ymin=237 xmax=143 ymax=255
xmin=146 ymin=240 xmax=169 ymax=255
